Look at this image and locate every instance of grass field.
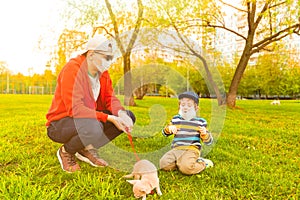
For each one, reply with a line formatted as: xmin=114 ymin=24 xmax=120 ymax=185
xmin=0 ymin=94 xmax=299 ymax=199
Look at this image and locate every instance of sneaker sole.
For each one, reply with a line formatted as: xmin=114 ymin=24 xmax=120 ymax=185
xmin=75 ymin=152 xmax=102 ymax=167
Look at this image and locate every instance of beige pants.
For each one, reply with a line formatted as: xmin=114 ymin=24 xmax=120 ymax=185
xmin=159 ymin=148 xmax=206 ymax=175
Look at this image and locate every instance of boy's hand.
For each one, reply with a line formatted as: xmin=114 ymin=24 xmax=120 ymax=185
xmin=198 ymin=126 xmax=209 ymax=140
xmin=168 ymin=125 xmax=178 ymax=134
xmin=198 ymin=126 xmax=206 ymax=135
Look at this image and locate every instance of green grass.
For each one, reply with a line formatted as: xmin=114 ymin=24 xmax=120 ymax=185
xmin=0 ymin=94 xmax=299 ymax=199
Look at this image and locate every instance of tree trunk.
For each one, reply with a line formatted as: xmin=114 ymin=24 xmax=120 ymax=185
xmin=123 ymin=52 xmax=136 ymax=106
xmin=200 ymin=56 xmax=225 ymax=105
xmin=226 ymin=46 xmax=252 ymax=108
xmin=134 ymin=84 xmax=149 ymax=100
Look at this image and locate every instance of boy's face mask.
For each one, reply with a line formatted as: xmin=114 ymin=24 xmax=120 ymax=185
xmin=178 ymin=98 xmax=197 ymax=120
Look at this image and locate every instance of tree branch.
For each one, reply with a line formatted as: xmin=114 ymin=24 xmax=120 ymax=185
xmin=173 ymin=17 xmax=247 ymax=41
xmin=268 ymin=1 xmax=286 ymax=9
xmin=254 ymin=1 xmax=271 ymax=29
xmin=92 ymin=26 xmax=114 ymax=38
xmin=201 ymin=21 xmax=247 ymax=40
xmin=104 ymin=0 xmax=125 ymax=54
xmin=248 ymin=1 xmax=256 ymax=32
xmin=218 ymin=0 xmax=247 ymax=13
xmin=126 ymin=0 xmax=144 ymax=53
xmin=251 ymin=32 xmax=289 ymax=54
xmin=252 ymin=24 xmax=300 ymax=50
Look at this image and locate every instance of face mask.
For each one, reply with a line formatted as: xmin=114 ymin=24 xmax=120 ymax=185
xmin=101 ymin=58 xmax=112 ymax=71
xmin=179 ymin=108 xmax=196 ymax=120
xmin=94 ymin=58 xmax=112 ymax=72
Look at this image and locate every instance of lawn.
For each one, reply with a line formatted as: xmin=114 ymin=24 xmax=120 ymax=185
xmin=0 ymin=94 xmax=299 ymax=199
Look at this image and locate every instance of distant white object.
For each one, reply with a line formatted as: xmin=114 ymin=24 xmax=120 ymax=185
xmin=271 ymin=100 xmax=280 ymax=105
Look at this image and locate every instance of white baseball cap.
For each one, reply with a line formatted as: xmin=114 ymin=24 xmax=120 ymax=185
xmin=82 ymin=35 xmax=113 ymax=56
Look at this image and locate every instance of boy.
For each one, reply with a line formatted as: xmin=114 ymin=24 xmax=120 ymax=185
xmin=159 ymin=91 xmax=213 ymax=175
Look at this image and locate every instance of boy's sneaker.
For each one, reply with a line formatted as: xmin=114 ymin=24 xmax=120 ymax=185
xmin=197 ymin=157 xmax=214 ymax=168
xmin=75 ymin=148 xmax=108 ymax=167
xmin=57 ymin=146 xmax=81 ymax=173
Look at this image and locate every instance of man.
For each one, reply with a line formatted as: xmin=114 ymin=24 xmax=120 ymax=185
xmin=46 ymin=35 xmax=135 ymax=173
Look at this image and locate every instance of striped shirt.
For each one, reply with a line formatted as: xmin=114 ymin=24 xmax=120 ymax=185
xmin=162 ymin=114 xmax=213 ymax=150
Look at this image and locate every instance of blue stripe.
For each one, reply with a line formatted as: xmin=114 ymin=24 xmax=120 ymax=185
xmin=174 ymin=137 xmax=200 ymax=141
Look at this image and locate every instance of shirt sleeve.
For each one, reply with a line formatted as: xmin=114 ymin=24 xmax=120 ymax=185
xmin=198 ymin=118 xmax=213 ymax=145
xmin=162 ymin=115 xmax=177 ymax=136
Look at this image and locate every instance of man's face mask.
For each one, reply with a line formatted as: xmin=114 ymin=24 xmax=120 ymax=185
xmin=101 ymin=57 xmax=112 ymax=71
xmin=93 ymin=52 xmax=113 ymax=72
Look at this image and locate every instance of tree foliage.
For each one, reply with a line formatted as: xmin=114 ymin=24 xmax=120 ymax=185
xmin=53 ymin=29 xmax=87 ymax=75
xmin=36 ymin=0 xmax=300 ymax=105
xmin=145 ymin=0 xmax=300 ymax=107
xmin=203 ymin=0 xmax=300 ymax=107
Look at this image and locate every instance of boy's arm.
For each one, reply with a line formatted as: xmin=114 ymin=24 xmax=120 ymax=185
xmin=200 ymin=130 xmax=213 ymax=145
xmin=197 ymin=118 xmax=213 ymax=145
xmin=162 ymin=122 xmax=175 ymax=136
xmin=162 ymin=115 xmax=182 ymax=136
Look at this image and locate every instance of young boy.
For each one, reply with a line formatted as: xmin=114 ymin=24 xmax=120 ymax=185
xmin=159 ymin=91 xmax=213 ymax=175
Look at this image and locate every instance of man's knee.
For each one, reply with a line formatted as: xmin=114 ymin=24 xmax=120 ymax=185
xmin=75 ymin=118 xmax=104 ymax=146
xmin=47 ymin=117 xmax=77 ymax=143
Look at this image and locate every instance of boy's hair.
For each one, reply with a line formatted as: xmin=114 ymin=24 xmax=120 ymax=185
xmin=178 ymin=91 xmax=199 ymax=105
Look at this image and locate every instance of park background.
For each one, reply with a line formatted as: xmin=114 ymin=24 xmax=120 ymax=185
xmin=0 ymin=0 xmax=299 ymax=106
xmin=0 ymin=0 xmax=299 ymax=199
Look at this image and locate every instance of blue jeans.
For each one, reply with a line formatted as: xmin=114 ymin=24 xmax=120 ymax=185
xmin=47 ymin=110 xmax=135 ymax=154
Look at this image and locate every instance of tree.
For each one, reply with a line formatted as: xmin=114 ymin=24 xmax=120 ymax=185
xmin=284 ymin=59 xmax=300 ymax=98
xmin=0 ymin=61 xmax=9 ymax=93
xmin=146 ymin=0 xmax=226 ymax=105
xmin=130 ymin=57 xmax=168 ymax=99
xmin=55 ymin=29 xmax=87 ymax=76
xmin=149 ymin=0 xmax=300 ymax=107
xmin=103 ymin=0 xmax=144 ymax=106
xmin=62 ymin=0 xmax=144 ymax=106
xmin=44 ymin=64 xmax=56 ymax=94
xmin=201 ymin=0 xmax=300 ymax=107
xmin=50 ymin=0 xmax=300 ymax=105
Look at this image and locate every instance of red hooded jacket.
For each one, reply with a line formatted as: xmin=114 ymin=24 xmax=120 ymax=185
xmin=46 ymin=55 xmax=124 ymax=126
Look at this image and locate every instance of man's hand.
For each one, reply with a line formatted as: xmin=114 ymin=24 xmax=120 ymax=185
xmin=118 ymin=110 xmax=133 ymax=133
xmin=107 ymin=115 xmax=127 ymax=133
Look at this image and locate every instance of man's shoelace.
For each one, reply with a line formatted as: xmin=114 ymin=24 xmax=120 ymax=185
xmin=66 ymin=153 xmax=77 ymax=166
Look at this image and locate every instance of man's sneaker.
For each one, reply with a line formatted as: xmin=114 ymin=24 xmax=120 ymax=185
xmin=197 ymin=157 xmax=214 ymax=168
xmin=57 ymin=146 xmax=80 ymax=173
xmin=75 ymin=148 xmax=108 ymax=167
